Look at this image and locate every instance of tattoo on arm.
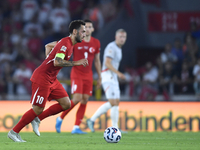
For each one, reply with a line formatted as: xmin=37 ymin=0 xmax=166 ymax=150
xmin=55 ymin=57 xmax=74 ymax=67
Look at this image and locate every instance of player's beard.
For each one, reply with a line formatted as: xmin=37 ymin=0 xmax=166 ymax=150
xmin=75 ymin=33 xmax=82 ymax=43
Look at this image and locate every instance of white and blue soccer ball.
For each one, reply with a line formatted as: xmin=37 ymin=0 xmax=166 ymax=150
xmin=104 ymin=127 xmax=122 ymax=143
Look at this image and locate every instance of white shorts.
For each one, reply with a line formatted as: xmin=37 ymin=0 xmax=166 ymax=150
xmin=102 ymin=82 xmax=120 ymax=99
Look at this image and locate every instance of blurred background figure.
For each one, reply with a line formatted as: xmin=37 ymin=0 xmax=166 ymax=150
xmin=82 ymin=0 xmax=104 ymax=32
xmin=23 ymin=13 xmax=43 ymax=37
xmin=173 ymin=61 xmax=194 ymax=95
xmin=159 ymin=61 xmax=175 ymax=100
xmin=21 ymin=0 xmax=39 ymax=24
xmin=193 ymin=58 xmax=200 ymax=100
xmin=13 ymin=62 xmax=32 ymax=95
xmin=49 ymin=0 xmax=71 ymax=34
xmin=190 ymin=21 xmax=200 ymax=52
xmin=139 ymin=62 xmax=158 ymax=101
xmin=160 ymin=43 xmax=177 ymax=65
xmin=38 ymin=0 xmax=52 ymax=25
xmin=171 ymin=38 xmax=184 ymax=73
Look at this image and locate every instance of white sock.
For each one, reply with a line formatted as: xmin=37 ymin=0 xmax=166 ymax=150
xmin=111 ymin=106 xmax=119 ymax=128
xmin=90 ymin=102 xmax=112 ymax=122
xmin=72 ymin=125 xmax=79 ymax=130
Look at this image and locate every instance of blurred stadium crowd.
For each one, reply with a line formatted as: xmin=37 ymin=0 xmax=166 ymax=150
xmin=0 ymin=0 xmax=200 ymax=101
xmin=0 ymin=0 xmax=125 ymax=100
xmin=122 ymin=21 xmax=200 ymax=101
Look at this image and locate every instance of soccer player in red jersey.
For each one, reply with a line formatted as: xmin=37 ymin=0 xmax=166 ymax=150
xmin=54 ymin=19 xmax=101 ymax=134
xmin=7 ymin=20 xmax=88 ymax=142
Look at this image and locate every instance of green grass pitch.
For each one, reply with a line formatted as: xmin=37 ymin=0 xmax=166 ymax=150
xmin=1 ymin=131 xmax=200 ymax=150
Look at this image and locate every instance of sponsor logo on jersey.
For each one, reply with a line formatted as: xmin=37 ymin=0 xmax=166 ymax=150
xmin=78 ymin=47 xmax=83 ymax=50
xmin=89 ymin=47 xmax=95 ymax=53
xmin=84 ymin=46 xmax=88 ymax=49
xmin=60 ymin=46 xmax=67 ymax=52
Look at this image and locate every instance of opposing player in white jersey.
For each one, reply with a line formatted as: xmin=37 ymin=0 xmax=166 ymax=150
xmin=87 ymin=29 xmax=127 ymax=132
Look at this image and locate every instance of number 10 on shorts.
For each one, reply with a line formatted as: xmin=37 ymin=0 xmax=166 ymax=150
xmin=36 ymin=96 xmax=44 ymax=104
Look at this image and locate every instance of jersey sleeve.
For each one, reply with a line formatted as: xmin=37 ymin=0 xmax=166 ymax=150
xmin=54 ymin=39 xmax=70 ymax=58
xmin=95 ymin=39 xmax=101 ymax=54
xmin=104 ymin=45 xmax=114 ymax=59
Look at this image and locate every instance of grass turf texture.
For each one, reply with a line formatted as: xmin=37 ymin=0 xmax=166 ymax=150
xmin=1 ymin=132 xmax=200 ymax=150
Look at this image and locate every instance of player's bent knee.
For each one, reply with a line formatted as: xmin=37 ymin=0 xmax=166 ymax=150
xmin=80 ymin=98 xmax=88 ymax=104
xmin=72 ymin=99 xmax=81 ymax=105
xmin=62 ymin=100 xmax=71 ymax=110
xmin=81 ymin=94 xmax=89 ymax=104
xmin=57 ymin=97 xmax=71 ymax=110
xmin=108 ymin=99 xmax=120 ymax=106
xmin=32 ymin=105 xmax=44 ymax=115
xmin=62 ymin=103 xmax=71 ymax=110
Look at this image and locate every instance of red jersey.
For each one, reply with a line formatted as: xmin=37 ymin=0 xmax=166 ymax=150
xmin=31 ymin=37 xmax=73 ymax=86
xmin=70 ymin=37 xmax=100 ymax=80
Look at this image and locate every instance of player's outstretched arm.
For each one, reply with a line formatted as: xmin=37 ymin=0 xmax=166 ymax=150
xmin=45 ymin=41 xmax=57 ymax=57
xmin=54 ymin=57 xmax=88 ymax=67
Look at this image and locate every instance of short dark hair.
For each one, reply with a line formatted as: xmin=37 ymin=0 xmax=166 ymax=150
xmin=84 ymin=19 xmax=92 ymax=23
xmin=69 ymin=20 xmax=85 ymax=34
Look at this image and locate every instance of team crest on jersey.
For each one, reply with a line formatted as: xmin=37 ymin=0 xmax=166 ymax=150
xmin=60 ymin=46 xmax=67 ymax=52
xmin=89 ymin=47 xmax=95 ymax=53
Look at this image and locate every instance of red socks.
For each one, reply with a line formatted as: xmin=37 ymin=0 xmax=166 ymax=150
xmin=13 ymin=103 xmax=70 ymax=133
xmin=75 ymin=103 xmax=86 ymax=126
xmin=13 ymin=109 xmax=37 ymax=133
xmin=60 ymin=100 xmax=75 ymax=119
xmin=38 ymin=103 xmax=64 ymax=121
xmin=61 ymin=101 xmax=86 ymax=126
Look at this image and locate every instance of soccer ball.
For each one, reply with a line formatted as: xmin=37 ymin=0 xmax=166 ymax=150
xmin=104 ymin=127 xmax=122 ymax=143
